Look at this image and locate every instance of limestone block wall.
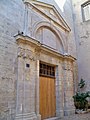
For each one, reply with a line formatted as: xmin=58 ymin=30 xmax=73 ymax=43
xmin=72 ymin=0 xmax=90 ymax=91
xmin=0 ymin=0 xmax=25 ymax=119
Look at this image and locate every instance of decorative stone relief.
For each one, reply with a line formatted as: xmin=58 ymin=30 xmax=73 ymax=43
xmin=17 ymin=47 xmax=35 ymax=60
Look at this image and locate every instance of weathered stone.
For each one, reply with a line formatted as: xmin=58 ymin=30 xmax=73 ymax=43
xmin=0 ymin=0 xmax=77 ymax=120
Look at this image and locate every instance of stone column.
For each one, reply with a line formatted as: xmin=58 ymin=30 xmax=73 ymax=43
xmin=63 ymin=59 xmax=75 ymax=116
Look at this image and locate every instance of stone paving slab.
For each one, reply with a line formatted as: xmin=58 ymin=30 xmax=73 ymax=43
xmin=59 ymin=113 xmax=90 ymax=120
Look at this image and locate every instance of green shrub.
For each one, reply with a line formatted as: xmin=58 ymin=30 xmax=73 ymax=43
xmin=73 ymin=79 xmax=90 ymax=110
xmin=73 ymin=92 xmax=90 ymax=110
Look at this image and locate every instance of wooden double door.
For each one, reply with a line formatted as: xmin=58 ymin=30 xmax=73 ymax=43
xmin=39 ymin=76 xmax=56 ymax=119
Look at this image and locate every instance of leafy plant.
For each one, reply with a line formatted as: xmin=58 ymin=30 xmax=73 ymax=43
xmin=73 ymin=78 xmax=90 ymax=111
xmin=73 ymin=92 xmax=90 ymax=110
xmin=78 ymin=78 xmax=85 ymax=88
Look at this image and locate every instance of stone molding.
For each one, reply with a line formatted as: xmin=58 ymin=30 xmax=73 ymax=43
xmin=32 ymin=21 xmax=65 ymax=52
xmin=23 ymin=0 xmax=71 ymax=32
xmin=15 ymin=34 xmax=76 ymax=62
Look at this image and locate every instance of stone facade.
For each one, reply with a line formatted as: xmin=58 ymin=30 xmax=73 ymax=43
xmin=0 ymin=0 xmax=76 ymax=120
xmin=72 ymin=0 xmax=90 ymax=91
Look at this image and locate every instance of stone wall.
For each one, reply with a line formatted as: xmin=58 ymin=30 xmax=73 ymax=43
xmin=72 ymin=0 xmax=90 ymax=91
xmin=0 ymin=0 xmax=25 ymax=119
xmin=63 ymin=0 xmax=77 ymax=58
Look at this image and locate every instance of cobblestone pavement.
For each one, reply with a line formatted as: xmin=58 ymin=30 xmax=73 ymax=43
xmin=59 ymin=113 xmax=90 ymax=120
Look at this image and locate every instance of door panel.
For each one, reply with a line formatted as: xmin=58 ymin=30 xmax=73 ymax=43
xmin=39 ymin=76 xmax=56 ymax=119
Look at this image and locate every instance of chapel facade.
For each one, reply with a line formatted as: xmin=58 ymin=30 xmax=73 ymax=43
xmin=1 ymin=0 xmax=89 ymax=120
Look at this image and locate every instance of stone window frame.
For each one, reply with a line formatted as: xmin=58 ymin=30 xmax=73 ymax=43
xmin=81 ymin=1 xmax=90 ymax=22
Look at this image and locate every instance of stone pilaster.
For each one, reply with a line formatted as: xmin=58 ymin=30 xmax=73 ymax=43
xmin=63 ymin=60 xmax=75 ymax=116
xmin=56 ymin=61 xmax=64 ymax=118
xmin=15 ymin=47 xmax=38 ymax=120
xmin=35 ymin=60 xmax=41 ymax=120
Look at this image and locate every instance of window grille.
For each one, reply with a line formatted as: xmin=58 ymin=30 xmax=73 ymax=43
xmin=40 ymin=62 xmax=55 ymax=78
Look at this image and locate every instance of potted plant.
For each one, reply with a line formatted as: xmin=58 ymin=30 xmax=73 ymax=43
xmin=73 ymin=78 xmax=90 ymax=113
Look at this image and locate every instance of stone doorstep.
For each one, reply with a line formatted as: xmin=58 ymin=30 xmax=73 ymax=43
xmin=44 ymin=117 xmax=59 ymax=120
xmin=15 ymin=113 xmax=37 ymax=120
xmin=75 ymin=109 xmax=90 ymax=114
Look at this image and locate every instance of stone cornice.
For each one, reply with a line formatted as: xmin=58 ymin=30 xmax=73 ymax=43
xmin=15 ymin=35 xmax=76 ymax=61
xmin=15 ymin=34 xmax=41 ymax=47
xmin=24 ymin=0 xmax=71 ymax=32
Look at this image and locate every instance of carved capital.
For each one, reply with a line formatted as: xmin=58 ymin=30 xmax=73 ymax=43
xmin=17 ymin=47 xmax=35 ymax=60
xmin=63 ymin=60 xmax=73 ymax=71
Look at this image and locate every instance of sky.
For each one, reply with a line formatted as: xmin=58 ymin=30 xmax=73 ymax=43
xmin=54 ymin=0 xmax=66 ymax=11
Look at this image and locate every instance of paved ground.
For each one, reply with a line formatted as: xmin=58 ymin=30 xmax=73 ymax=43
xmin=59 ymin=113 xmax=90 ymax=120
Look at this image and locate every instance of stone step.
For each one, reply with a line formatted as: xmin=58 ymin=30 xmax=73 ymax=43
xmin=15 ymin=113 xmax=37 ymax=120
xmin=44 ymin=117 xmax=60 ymax=120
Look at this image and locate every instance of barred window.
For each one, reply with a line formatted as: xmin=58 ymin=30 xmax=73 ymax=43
xmin=40 ymin=62 xmax=55 ymax=78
